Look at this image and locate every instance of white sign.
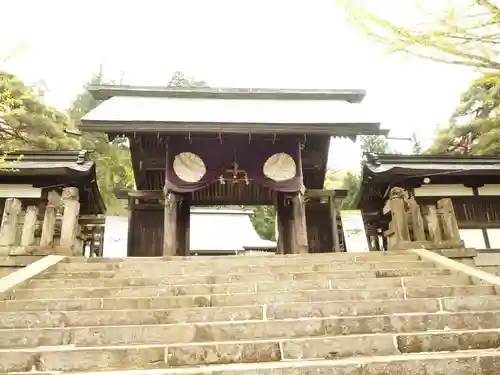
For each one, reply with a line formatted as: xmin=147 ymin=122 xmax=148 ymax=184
xmin=340 ymin=210 xmax=370 ymax=252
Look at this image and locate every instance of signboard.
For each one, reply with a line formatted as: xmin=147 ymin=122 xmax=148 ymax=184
xmin=340 ymin=210 xmax=370 ymax=252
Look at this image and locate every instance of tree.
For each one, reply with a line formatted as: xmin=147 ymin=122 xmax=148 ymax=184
xmin=167 ymin=71 xmax=208 ymax=88
xmin=250 ymin=206 xmax=276 ymax=241
xmin=70 ymin=74 xmax=135 ymax=215
xmin=0 ymin=72 xmax=80 ymax=150
xmin=411 ymin=132 xmax=423 ymax=154
xmin=429 ymin=73 xmax=500 ymax=154
xmin=336 ymin=0 xmax=500 ymax=72
xmin=336 ymin=135 xmax=390 ymax=209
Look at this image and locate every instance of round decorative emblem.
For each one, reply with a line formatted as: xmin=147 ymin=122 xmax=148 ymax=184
xmin=173 ymin=152 xmax=206 ymax=183
xmin=263 ymin=153 xmax=297 ymax=182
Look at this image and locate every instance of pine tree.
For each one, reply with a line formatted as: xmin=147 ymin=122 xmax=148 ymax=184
xmin=0 ymin=72 xmax=80 ymax=150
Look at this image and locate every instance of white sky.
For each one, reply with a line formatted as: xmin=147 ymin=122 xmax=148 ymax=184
xmin=1 ymin=0 xmax=477 ymax=171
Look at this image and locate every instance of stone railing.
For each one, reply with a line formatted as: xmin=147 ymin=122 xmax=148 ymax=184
xmin=384 ymin=187 xmax=464 ymax=250
xmin=0 ymin=187 xmax=81 ymax=256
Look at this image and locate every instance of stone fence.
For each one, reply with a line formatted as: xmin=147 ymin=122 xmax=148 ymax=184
xmin=0 ymin=187 xmax=81 ymax=256
xmin=384 ymin=187 xmax=464 ymax=250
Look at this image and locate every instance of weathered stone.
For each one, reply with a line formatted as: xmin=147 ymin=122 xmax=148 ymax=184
xmin=0 ymin=306 xmax=264 ymax=328
xmin=405 ymin=285 xmax=494 ymax=298
xmin=267 ymin=298 xmax=441 ymax=320
xmin=3 ymin=311 xmax=500 ymax=349
xmin=210 ymin=288 xmax=405 ymax=307
xmin=397 ymin=329 xmax=500 ymax=353
xmin=442 ymin=295 xmax=500 ymax=312
xmin=166 ymin=342 xmax=281 ymax=366
xmin=281 ymin=335 xmax=398 ymax=360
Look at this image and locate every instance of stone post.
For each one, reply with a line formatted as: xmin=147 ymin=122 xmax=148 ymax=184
xmin=423 ymin=205 xmax=442 ymax=245
xmin=407 ymin=197 xmax=426 ymax=241
xmin=437 ymin=198 xmax=464 ymax=247
xmin=387 ymin=187 xmax=410 ymax=249
xmin=20 ymin=206 xmax=39 ymax=246
xmin=60 ymin=187 xmax=80 ymax=254
xmin=0 ymin=198 xmax=22 ymax=246
xmin=40 ymin=191 xmax=61 ymax=247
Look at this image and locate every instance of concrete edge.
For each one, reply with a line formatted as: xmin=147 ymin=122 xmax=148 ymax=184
xmin=411 ymin=248 xmax=500 ymax=287
xmin=0 ymin=255 xmax=66 ymax=298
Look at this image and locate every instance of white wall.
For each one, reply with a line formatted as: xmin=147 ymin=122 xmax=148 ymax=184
xmin=414 ymin=184 xmax=473 ymax=197
xmin=0 ymin=184 xmax=41 ymax=198
xmin=478 ymin=185 xmax=500 ymax=196
xmin=459 ymin=229 xmax=486 ymax=249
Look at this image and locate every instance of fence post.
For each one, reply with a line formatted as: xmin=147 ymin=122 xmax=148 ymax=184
xmin=388 ymin=187 xmax=410 ymax=245
xmin=60 ymin=187 xmax=80 ymax=253
xmin=407 ymin=197 xmax=426 ymax=241
xmin=20 ymin=206 xmax=39 ymax=246
xmin=40 ymin=191 xmax=61 ymax=247
xmin=437 ymin=198 xmax=464 ymax=247
xmin=424 ymin=205 xmax=442 ymax=244
xmin=0 ymin=198 xmax=22 ymax=246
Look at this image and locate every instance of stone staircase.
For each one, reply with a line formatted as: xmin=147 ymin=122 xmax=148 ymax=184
xmin=1 ymin=251 xmax=500 ymax=374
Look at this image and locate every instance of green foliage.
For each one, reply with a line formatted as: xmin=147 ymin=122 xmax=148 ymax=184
xmin=70 ymin=74 xmax=135 ymax=215
xmin=250 ymin=206 xmax=276 ymax=241
xmin=338 ymin=172 xmax=362 ymax=209
xmin=0 ymin=72 xmax=80 ymax=150
xmin=428 ymin=73 xmax=500 ymax=154
xmin=337 ymin=0 xmax=500 ymax=71
xmin=325 ymin=135 xmax=391 ymax=210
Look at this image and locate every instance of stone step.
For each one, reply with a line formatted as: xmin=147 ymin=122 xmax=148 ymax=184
xmin=66 ymin=252 xmax=421 ymax=264
xmin=4 ymin=350 xmax=500 ymax=374
xmin=2 ymin=309 xmax=500 ymax=349
xmin=2 ymin=285 xmax=492 ymax=312
xmin=54 ymin=260 xmax=434 ymax=274
xmin=2 ymin=329 xmax=500 ymax=372
xmin=38 ymin=266 xmax=452 ymax=282
xmin=24 ymin=274 xmax=471 ymax=290
xmin=2 ymin=294 xmax=498 ymax=329
xmin=5 ymin=294 xmax=500 ymax=328
xmin=14 ymin=275 xmax=473 ymax=300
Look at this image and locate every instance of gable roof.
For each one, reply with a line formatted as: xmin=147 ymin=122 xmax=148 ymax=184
xmin=81 ymin=85 xmax=388 ymax=137
xmin=0 ymin=150 xmax=106 ymax=214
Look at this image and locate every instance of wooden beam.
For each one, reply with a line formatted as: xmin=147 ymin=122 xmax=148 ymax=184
xmin=177 ymin=194 xmax=191 ymax=256
xmin=163 ymin=190 xmax=180 ymax=256
xmin=329 ymin=196 xmax=340 ymax=252
xmin=275 ymin=193 xmax=287 ymax=255
xmin=305 ymin=189 xmax=348 ymax=199
xmin=291 ymin=192 xmax=309 ymax=254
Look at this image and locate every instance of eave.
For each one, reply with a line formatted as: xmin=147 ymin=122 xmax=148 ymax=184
xmin=81 ymin=119 xmax=389 ymax=136
xmin=89 ymin=85 xmax=367 ymax=103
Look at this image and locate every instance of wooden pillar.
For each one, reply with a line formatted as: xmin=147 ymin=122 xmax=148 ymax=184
xmin=127 ymin=196 xmax=135 ymax=257
xmin=275 ymin=193 xmax=287 ymax=255
xmin=290 ymin=192 xmax=308 ymax=254
xmin=176 ymin=194 xmax=190 ymax=256
xmin=329 ymin=195 xmax=340 ymax=252
xmin=163 ymin=189 xmax=180 ymax=257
